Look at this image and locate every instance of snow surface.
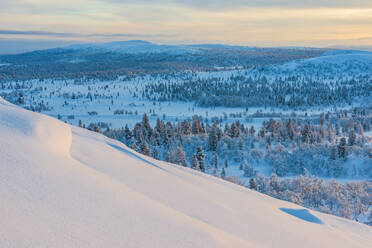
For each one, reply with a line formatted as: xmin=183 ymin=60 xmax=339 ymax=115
xmin=281 ymin=49 xmax=372 ymax=69
xmin=0 ymin=97 xmax=371 ymax=248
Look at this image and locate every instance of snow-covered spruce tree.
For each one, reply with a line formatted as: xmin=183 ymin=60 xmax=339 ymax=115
xmin=192 ymin=116 xmax=200 ymax=135
xmin=131 ymin=141 xmax=138 ymax=152
xmin=249 ymin=178 xmax=258 ymax=191
xmin=175 ymin=143 xmax=187 ymax=167
xmin=166 ymin=149 xmax=176 ymax=163
xmin=213 ymin=153 xmax=218 ymax=169
xmin=224 ymin=154 xmax=229 ymax=168
xmin=348 ymin=131 xmax=357 ymax=146
xmin=208 ymin=122 xmax=218 ymax=151
xmin=191 ymin=155 xmax=199 ymax=170
xmin=124 ymin=124 xmax=132 ymax=141
xmin=140 ymin=140 xmax=151 ymax=156
xmin=338 ymin=137 xmax=347 ymax=160
xmin=243 ymin=160 xmax=256 ymax=177
xmin=196 ymin=146 xmax=205 ymax=172
xmin=221 ymin=167 xmax=226 ymax=179
xmin=330 ymin=146 xmax=337 ymax=160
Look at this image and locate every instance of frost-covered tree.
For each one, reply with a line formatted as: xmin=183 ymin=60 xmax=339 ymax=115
xmin=175 ymin=143 xmax=187 ymax=167
xmin=191 ymin=155 xmax=199 ymax=170
xmin=208 ymin=122 xmax=218 ymax=151
xmin=196 ymin=146 xmax=205 ymax=172
xmin=140 ymin=140 xmax=151 ymax=156
xmin=338 ymin=137 xmax=347 ymax=160
xmin=249 ymin=178 xmax=258 ymax=191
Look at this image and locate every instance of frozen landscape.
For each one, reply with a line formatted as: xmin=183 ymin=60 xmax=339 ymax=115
xmin=1 ymin=98 xmax=371 ymax=247
xmin=1 ymin=43 xmax=372 ymax=227
xmin=2 ymin=0 xmax=372 ymax=246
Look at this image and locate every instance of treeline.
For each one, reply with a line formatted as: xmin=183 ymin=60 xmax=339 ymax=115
xmin=141 ymin=74 xmax=372 ymax=108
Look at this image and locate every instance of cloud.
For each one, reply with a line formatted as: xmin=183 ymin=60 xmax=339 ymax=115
xmin=0 ymin=30 xmax=78 ymax=37
xmin=0 ymin=1 xmax=372 ymax=47
xmin=103 ymin=0 xmax=372 ymax=10
xmin=0 ymin=30 xmax=171 ymax=39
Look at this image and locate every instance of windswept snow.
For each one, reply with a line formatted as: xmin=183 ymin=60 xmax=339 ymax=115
xmin=0 ymin=98 xmax=371 ymax=248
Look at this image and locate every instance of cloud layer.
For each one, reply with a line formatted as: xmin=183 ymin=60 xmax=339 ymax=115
xmin=0 ymin=0 xmax=371 ymax=46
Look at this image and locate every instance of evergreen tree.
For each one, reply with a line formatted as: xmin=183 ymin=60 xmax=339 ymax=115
xmin=208 ymin=122 xmax=218 ymax=151
xmin=192 ymin=116 xmax=200 ymax=135
xmin=183 ymin=119 xmax=192 ymax=135
xmin=166 ymin=149 xmax=176 ymax=163
xmin=230 ymin=122 xmax=240 ymax=138
xmin=249 ymin=178 xmax=258 ymax=190
xmin=249 ymin=125 xmax=256 ymax=136
xmin=191 ymin=155 xmax=199 ymax=170
xmin=338 ymin=137 xmax=347 ymax=160
xmin=131 ymin=141 xmax=138 ymax=151
xmin=196 ymin=147 xmax=205 ymax=172
xmin=224 ymin=155 xmax=229 ymax=168
xmin=124 ymin=124 xmax=132 ymax=141
xmin=221 ymin=167 xmax=226 ymax=179
xmin=175 ymin=143 xmax=187 ymax=167
xmin=213 ymin=153 xmax=218 ymax=169
xmin=302 ymin=124 xmax=312 ymax=144
xmin=330 ymin=146 xmax=337 ymax=160
xmin=287 ymin=119 xmax=295 ymax=140
xmin=243 ymin=160 xmax=256 ymax=177
xmin=348 ymin=131 xmax=356 ymax=146
xmin=140 ymin=140 xmax=151 ymax=156
xmin=142 ymin=113 xmax=151 ymax=131
xmin=239 ymin=139 xmax=244 ymax=151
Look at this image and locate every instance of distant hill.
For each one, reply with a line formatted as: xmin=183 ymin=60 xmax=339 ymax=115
xmin=0 ymin=41 xmax=327 ymax=80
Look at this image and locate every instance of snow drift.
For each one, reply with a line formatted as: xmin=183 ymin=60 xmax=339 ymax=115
xmin=0 ymin=98 xmax=371 ymax=248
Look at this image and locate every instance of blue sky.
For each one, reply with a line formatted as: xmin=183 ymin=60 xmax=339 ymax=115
xmin=0 ymin=0 xmax=372 ymax=50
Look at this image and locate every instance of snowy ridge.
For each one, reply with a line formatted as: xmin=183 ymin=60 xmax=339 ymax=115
xmin=0 ymin=98 xmax=371 ymax=248
xmin=66 ymin=40 xmax=200 ymax=54
xmin=281 ymin=49 xmax=372 ymax=69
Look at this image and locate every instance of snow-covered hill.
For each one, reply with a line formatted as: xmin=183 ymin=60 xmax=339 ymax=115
xmin=281 ymin=49 xmax=372 ymax=70
xmin=66 ymin=40 xmax=200 ymax=54
xmin=0 ymin=98 xmax=371 ymax=248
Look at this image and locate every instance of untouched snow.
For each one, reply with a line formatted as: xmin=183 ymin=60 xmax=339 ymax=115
xmin=0 ymin=98 xmax=371 ymax=248
xmin=281 ymin=49 xmax=372 ymax=69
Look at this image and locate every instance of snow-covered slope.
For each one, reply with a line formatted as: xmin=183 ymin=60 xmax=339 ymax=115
xmin=0 ymin=98 xmax=371 ymax=248
xmin=281 ymin=49 xmax=372 ymax=69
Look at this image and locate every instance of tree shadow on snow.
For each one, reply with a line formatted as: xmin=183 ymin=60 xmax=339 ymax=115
xmin=280 ymin=208 xmax=324 ymax=224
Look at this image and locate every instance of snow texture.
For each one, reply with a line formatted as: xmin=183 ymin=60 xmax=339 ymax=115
xmin=0 ymin=97 xmax=371 ymax=248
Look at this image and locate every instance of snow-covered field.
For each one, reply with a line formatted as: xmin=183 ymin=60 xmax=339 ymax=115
xmin=1 ymin=98 xmax=371 ymax=247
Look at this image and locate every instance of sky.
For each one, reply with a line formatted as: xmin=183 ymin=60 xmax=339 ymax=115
xmin=1 ymin=0 xmax=372 ymax=52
